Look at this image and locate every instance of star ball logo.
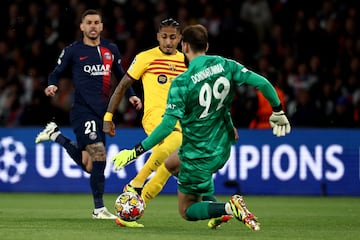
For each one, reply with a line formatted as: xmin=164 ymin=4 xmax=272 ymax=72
xmin=0 ymin=136 xmax=27 ymax=183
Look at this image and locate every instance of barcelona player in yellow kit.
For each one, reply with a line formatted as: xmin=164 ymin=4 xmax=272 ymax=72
xmin=103 ymin=18 xmax=185 ymax=222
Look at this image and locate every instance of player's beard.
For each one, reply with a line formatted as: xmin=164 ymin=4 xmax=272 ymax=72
xmin=85 ymin=31 xmax=99 ymax=41
xmin=88 ymin=36 xmax=98 ymax=41
xmin=160 ymin=45 xmax=175 ymax=55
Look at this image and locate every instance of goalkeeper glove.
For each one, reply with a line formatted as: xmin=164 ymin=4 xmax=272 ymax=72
xmin=269 ymin=110 xmax=291 ymax=137
xmin=112 ymin=143 xmax=146 ymax=170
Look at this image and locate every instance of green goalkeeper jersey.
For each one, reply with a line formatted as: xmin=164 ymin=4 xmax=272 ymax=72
xmin=141 ymin=54 xmax=281 ymax=160
xmin=164 ymin=55 xmax=280 ymax=160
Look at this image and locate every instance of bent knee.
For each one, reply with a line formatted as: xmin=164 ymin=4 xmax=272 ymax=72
xmin=164 ymin=150 xmax=180 ymax=175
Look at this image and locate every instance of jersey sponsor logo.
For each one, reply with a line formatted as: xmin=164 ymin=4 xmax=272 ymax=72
xmin=83 ymin=64 xmax=111 ymax=76
xmin=79 ymin=56 xmax=88 ymax=60
xmin=166 ymin=103 xmax=176 ymax=110
xmin=157 ymin=74 xmax=168 ymax=84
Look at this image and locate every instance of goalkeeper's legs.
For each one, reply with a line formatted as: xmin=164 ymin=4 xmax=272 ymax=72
xmin=177 ymin=191 xmax=232 ymax=229
xmin=129 ymin=131 xmax=182 ymax=189
xmin=179 ymin=191 xmax=259 ymax=231
xmin=164 ymin=150 xmax=180 ymax=176
xmin=202 ymin=195 xmax=233 ymax=229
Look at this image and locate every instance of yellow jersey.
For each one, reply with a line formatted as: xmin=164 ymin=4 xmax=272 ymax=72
xmin=127 ymin=47 xmax=187 ymax=134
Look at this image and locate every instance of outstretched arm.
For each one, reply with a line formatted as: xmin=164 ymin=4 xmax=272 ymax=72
xmin=245 ymin=71 xmax=291 ymax=136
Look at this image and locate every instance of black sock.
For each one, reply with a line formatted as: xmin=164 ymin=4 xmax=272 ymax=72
xmin=55 ymin=135 xmax=87 ymax=172
xmin=90 ymin=161 xmax=106 ymax=209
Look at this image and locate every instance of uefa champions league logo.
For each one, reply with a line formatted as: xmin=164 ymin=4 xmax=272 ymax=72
xmin=0 ymin=136 xmax=27 ymax=183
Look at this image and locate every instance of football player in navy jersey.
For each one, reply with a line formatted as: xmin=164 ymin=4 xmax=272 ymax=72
xmin=35 ymin=9 xmax=142 ymax=222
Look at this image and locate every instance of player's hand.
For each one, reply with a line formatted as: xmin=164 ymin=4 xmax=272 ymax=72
xmin=112 ymin=143 xmax=146 ymax=170
xmin=112 ymin=149 xmax=137 ymax=170
xmin=103 ymin=120 xmax=116 ymax=137
xmin=269 ymin=110 xmax=291 ymax=137
xmin=129 ymin=96 xmax=142 ymax=110
xmin=44 ymin=85 xmax=58 ymax=97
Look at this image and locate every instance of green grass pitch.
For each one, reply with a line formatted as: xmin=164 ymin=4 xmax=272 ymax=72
xmin=0 ymin=193 xmax=359 ymax=240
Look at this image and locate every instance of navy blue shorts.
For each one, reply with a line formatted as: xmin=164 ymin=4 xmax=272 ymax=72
xmin=70 ymin=108 xmax=105 ymax=150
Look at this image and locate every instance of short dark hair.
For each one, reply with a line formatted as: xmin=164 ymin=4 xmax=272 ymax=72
xmin=159 ymin=18 xmax=181 ymax=32
xmin=182 ymin=24 xmax=208 ymax=52
xmin=81 ymin=9 xmax=102 ymax=22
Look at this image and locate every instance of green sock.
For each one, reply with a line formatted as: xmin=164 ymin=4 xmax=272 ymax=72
xmin=208 ymin=202 xmax=226 ymax=218
xmin=202 ymin=195 xmax=217 ymax=202
xmin=185 ymin=202 xmax=226 ymax=221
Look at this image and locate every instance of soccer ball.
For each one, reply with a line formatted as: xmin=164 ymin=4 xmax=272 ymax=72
xmin=114 ymin=191 xmax=145 ymax=221
xmin=0 ymin=137 xmax=27 ymax=184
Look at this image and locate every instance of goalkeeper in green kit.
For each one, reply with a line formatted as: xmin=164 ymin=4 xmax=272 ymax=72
xmin=112 ymin=24 xmax=291 ymax=231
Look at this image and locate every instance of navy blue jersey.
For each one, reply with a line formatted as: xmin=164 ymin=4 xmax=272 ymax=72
xmin=48 ymin=37 xmax=133 ymax=117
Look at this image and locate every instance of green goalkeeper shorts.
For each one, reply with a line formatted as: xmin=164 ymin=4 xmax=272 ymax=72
xmin=178 ymin=151 xmax=230 ymax=196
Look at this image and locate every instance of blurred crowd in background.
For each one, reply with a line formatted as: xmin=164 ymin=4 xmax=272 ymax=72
xmin=0 ymin=0 xmax=359 ymax=128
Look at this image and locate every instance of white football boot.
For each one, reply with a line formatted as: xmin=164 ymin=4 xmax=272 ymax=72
xmin=35 ymin=121 xmax=61 ymax=143
xmin=92 ymin=207 xmax=117 ymax=220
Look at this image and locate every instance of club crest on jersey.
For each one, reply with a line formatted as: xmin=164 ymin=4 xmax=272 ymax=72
xmin=168 ymin=64 xmax=176 ymax=71
xmin=104 ymin=52 xmax=112 ymax=60
xmin=158 ymin=74 xmax=168 ymax=84
xmin=89 ymin=132 xmax=97 ymax=140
